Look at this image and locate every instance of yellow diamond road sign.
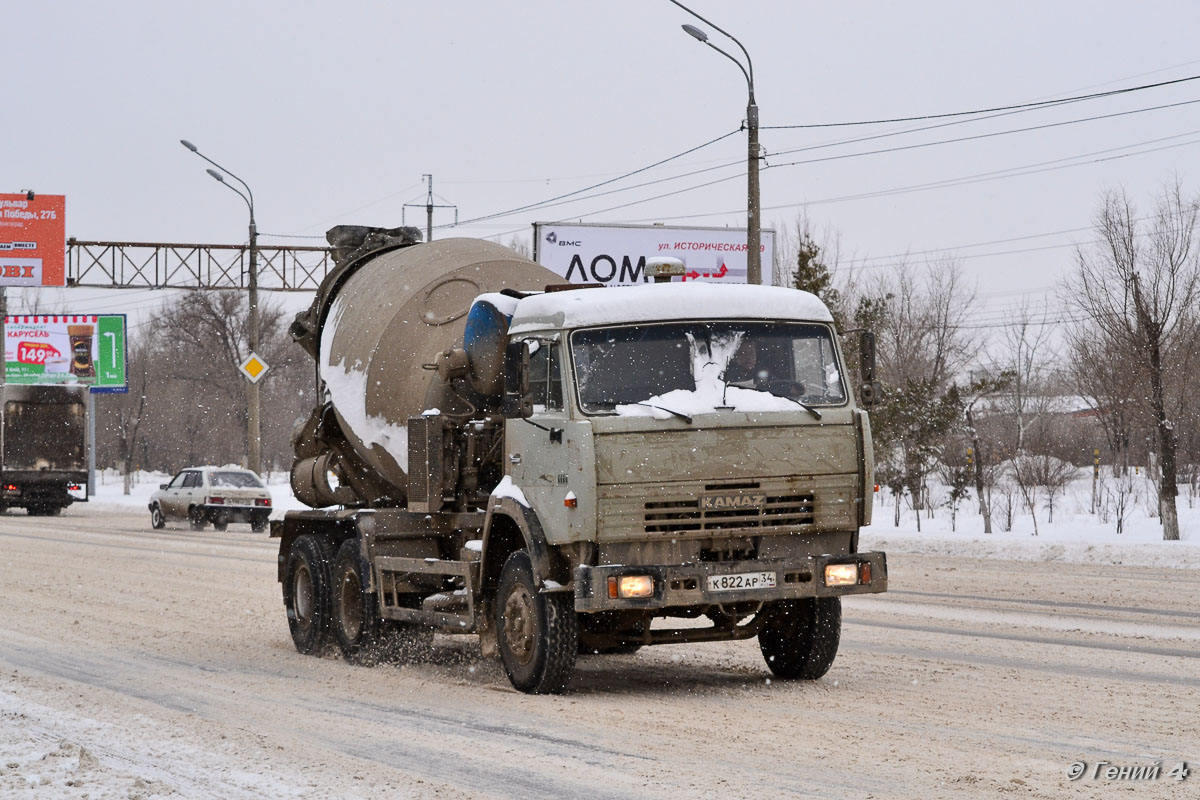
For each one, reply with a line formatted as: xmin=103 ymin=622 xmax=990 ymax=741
xmin=239 ymin=352 xmax=269 ymax=383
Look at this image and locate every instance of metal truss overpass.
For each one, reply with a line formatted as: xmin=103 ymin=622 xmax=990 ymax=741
xmin=67 ymin=239 xmax=334 ymax=291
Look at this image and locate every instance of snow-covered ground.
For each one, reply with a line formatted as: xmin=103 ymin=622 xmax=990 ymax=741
xmin=91 ymin=468 xmax=1200 ymax=570
xmin=862 ymin=470 xmax=1200 ymax=570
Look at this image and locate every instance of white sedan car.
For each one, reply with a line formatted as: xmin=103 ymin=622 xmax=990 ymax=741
xmin=149 ymin=467 xmax=272 ymax=532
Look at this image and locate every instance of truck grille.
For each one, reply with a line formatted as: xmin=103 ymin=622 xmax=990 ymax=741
xmin=596 ymin=474 xmax=856 ymax=541
xmin=645 ymin=492 xmax=815 ymax=533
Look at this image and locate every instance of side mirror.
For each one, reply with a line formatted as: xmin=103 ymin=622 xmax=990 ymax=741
xmin=502 ymin=340 xmax=533 ymax=418
xmin=859 ymin=331 xmax=881 ymax=408
xmin=159 ymin=483 xmax=168 ymax=490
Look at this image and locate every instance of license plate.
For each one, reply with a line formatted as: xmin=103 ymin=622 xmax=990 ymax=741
xmin=706 ymin=571 xmax=777 ymax=593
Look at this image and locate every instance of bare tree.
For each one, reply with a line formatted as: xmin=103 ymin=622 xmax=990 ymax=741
xmin=504 ymin=235 xmax=532 ymax=260
xmin=95 ymin=290 xmax=315 ymax=477
xmin=1008 ymin=456 xmax=1041 ymax=536
xmin=1069 ymin=182 xmax=1200 ymax=540
xmin=997 ymin=307 xmax=1055 ymax=455
xmin=857 ymin=259 xmax=979 ymax=525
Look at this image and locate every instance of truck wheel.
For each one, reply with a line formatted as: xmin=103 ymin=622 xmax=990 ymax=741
xmin=188 ymin=507 xmax=206 ymax=531
xmin=758 ymin=597 xmax=841 ymax=680
xmin=284 ymin=535 xmax=335 ymax=655
xmin=495 ymin=551 xmax=578 ymax=694
xmin=331 ymin=538 xmax=383 ymax=665
xmin=251 ymin=516 xmax=268 ymax=533
xmin=150 ymin=504 xmax=166 ymax=529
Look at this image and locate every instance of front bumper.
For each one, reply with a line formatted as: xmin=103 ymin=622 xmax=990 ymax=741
xmin=572 ymin=551 xmax=887 ymax=612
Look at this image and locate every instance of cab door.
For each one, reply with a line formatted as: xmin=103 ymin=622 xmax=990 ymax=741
xmin=506 ymin=339 xmax=571 ymax=538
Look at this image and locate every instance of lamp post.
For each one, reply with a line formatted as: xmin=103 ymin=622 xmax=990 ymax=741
xmin=675 ymin=4 xmax=761 ymax=285
xmin=180 ymin=140 xmax=262 ymax=474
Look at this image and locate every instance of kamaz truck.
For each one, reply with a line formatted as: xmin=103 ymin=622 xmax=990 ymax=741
xmin=272 ymin=227 xmax=886 ymax=693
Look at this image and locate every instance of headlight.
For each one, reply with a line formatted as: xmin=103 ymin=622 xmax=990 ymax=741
xmin=824 ymin=563 xmax=858 ymax=587
xmin=608 ymin=575 xmax=655 ymax=599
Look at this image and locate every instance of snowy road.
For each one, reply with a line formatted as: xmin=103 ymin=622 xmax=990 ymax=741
xmin=0 ymin=508 xmax=1196 ymax=798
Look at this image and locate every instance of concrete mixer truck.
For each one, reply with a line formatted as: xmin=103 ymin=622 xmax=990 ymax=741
xmin=272 ymin=226 xmax=887 ymax=694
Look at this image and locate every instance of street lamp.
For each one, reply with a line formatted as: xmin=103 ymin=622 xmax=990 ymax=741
xmin=180 ymin=139 xmax=262 ymax=475
xmin=674 ymin=2 xmax=761 ymax=285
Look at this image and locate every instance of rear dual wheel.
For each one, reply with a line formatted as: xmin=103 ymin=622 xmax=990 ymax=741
xmin=331 ymin=539 xmax=431 ymax=665
xmin=284 ymin=535 xmax=335 ymax=655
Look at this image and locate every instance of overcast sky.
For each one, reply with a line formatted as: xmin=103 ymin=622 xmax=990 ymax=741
xmin=7 ymin=0 xmax=1200 ymax=330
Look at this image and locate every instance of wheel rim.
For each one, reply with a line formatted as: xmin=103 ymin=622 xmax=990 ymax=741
xmin=293 ymin=564 xmax=314 ymax=632
xmin=152 ymin=508 xmax=162 ymax=526
xmin=502 ymin=583 xmax=537 ymax=665
xmin=339 ymin=570 xmax=362 ymax=641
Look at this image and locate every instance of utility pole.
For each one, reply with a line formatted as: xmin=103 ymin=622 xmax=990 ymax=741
xmin=247 ymin=209 xmax=260 ymax=475
xmin=404 ymin=175 xmax=457 ymax=243
xmin=425 ymin=173 xmax=433 ymax=244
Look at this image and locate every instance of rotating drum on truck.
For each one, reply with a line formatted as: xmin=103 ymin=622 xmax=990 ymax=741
xmin=289 ymin=237 xmax=558 ymax=508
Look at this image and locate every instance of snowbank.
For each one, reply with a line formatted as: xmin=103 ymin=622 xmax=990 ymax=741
xmin=862 ymin=481 xmax=1200 ymax=570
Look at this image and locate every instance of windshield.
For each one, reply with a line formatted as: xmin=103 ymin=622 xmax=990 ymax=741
xmin=210 ymin=471 xmax=264 ymax=488
xmin=571 ymin=321 xmax=846 ymax=416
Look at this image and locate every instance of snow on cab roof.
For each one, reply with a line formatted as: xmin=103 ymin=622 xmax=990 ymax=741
xmin=507 ymin=282 xmax=833 ymax=334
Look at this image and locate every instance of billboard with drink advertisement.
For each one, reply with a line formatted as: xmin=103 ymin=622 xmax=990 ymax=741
xmin=4 ymin=315 xmax=127 ymax=392
xmin=0 ymin=194 xmax=66 ymax=287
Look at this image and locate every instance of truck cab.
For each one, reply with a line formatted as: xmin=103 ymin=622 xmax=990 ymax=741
xmin=486 ymin=282 xmax=884 ymax=688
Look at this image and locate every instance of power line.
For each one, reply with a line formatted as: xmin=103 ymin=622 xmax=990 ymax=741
xmin=436 ymin=128 xmax=741 ymax=230
xmin=763 ymin=73 xmax=1200 ymax=129
xmin=613 ymin=128 xmax=1200 ymax=226
xmin=434 ymin=85 xmax=1199 ymax=235
xmin=468 ymin=98 xmax=1199 ymax=230
xmin=767 ymin=96 xmax=1200 ymax=165
xmin=449 ymin=97 xmax=1200 ymax=231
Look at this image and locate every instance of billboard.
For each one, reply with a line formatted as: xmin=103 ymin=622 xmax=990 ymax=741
xmin=4 ymin=315 xmax=127 ymax=392
xmin=0 ymin=194 xmax=66 ymax=287
xmin=532 ymin=222 xmax=775 ymax=286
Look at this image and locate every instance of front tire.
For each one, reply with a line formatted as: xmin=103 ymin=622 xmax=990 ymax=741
xmin=284 ymin=535 xmax=334 ymax=655
xmin=150 ymin=504 xmax=166 ymax=529
xmin=758 ymin=597 xmax=841 ymax=680
xmin=495 ymin=551 xmax=578 ymax=694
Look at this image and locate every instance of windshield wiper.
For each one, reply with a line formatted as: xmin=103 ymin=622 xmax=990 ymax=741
xmin=628 ymin=402 xmax=693 ymax=424
xmin=786 ymin=398 xmax=823 ymax=420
